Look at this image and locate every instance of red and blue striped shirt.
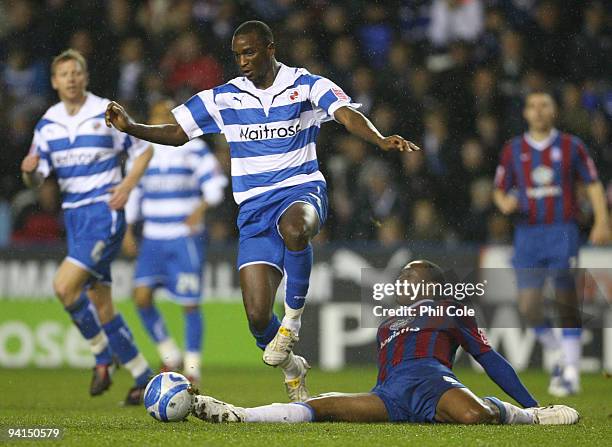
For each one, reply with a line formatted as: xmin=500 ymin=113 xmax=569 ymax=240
xmin=375 ymin=300 xmax=491 ymax=384
xmin=494 ymin=129 xmax=598 ymax=225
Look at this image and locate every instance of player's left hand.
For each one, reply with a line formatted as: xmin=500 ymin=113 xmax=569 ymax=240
xmin=108 ymin=183 xmax=132 ymax=210
xmin=378 ymin=135 xmax=420 ymax=152
xmin=589 ymin=221 xmax=611 ymax=245
xmin=184 ymin=209 xmax=205 ymax=233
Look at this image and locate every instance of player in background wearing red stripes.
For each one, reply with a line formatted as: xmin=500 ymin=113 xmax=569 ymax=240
xmin=188 ymin=261 xmax=579 ymax=426
xmin=493 ymin=91 xmax=610 ymax=396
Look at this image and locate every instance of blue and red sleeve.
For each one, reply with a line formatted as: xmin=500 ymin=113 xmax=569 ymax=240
xmin=572 ymin=136 xmax=598 ymax=183
xmin=494 ymin=142 xmax=515 ymax=192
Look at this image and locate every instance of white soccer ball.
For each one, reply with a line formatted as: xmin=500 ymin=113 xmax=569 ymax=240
xmin=144 ymin=372 xmax=194 ymax=422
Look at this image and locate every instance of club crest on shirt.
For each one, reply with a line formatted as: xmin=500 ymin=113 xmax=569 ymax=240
xmin=287 ymin=89 xmax=300 ymax=102
xmin=531 ymin=165 xmax=554 ymax=185
xmin=389 ymin=317 xmax=414 ymax=331
xmin=551 ymin=146 xmax=561 ymax=162
xmin=93 ymin=121 xmax=101 ymax=130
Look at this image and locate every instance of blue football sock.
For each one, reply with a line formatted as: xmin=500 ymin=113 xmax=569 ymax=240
xmin=65 ymin=291 xmax=112 ymax=365
xmin=137 ymin=305 xmax=169 ymax=344
xmin=283 ymin=245 xmax=313 ymax=310
xmin=184 ymin=307 xmax=203 ymax=353
xmin=103 ymin=314 xmax=151 ymax=387
xmin=250 ymin=314 xmax=281 ymax=350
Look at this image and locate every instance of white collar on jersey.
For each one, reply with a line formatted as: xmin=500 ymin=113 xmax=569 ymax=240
xmin=227 ymin=62 xmax=309 ymax=97
xmin=523 ymin=128 xmax=559 ymax=151
xmin=43 ymin=92 xmax=109 ymax=125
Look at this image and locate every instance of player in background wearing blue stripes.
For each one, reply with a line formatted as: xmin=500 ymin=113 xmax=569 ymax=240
xmin=122 ymin=100 xmax=228 ymax=386
xmin=493 ymin=91 xmax=610 ymax=396
xmin=20 ymin=49 xmax=154 ymax=404
xmin=106 ymin=21 xmax=420 ymax=402
xmin=188 ymin=261 xmax=579 ymax=426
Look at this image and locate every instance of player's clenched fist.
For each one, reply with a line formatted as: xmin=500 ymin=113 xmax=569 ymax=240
xmin=105 ymin=101 xmax=133 ymax=132
xmin=21 ymin=154 xmax=40 ymax=173
xmin=378 ymin=135 xmax=420 ymax=152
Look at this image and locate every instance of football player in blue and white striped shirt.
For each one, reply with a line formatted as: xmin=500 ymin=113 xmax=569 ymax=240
xmin=106 ymin=21 xmax=420 ymax=402
xmin=21 ymin=49 xmax=154 ymax=404
xmin=123 ymin=100 xmax=228 ymax=386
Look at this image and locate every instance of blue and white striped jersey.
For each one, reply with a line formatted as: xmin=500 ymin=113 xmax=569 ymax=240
xmin=171 ymin=63 xmax=359 ymax=206
xmin=125 ymin=139 xmax=227 ymax=240
xmin=30 ymin=93 xmax=150 ymax=209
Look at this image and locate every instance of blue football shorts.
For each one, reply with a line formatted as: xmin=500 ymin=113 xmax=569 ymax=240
xmin=371 ymin=359 xmax=466 ymax=423
xmin=236 ymin=181 xmax=328 ymax=273
xmin=512 ymin=222 xmax=579 ymax=290
xmin=64 ymin=201 xmax=126 ymax=284
xmin=134 ymin=233 xmax=206 ymax=304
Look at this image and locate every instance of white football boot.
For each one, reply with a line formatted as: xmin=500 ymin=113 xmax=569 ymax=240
xmin=526 ymin=405 xmax=580 ymax=425
xmin=263 ymin=326 xmax=298 ymax=366
xmin=191 ymin=395 xmax=246 ymax=423
xmin=283 ymin=355 xmax=311 ymax=403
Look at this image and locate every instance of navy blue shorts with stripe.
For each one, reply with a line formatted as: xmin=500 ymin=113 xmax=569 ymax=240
xmin=371 ymin=359 xmax=466 ymax=423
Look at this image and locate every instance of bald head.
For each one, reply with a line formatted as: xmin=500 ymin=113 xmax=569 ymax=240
xmin=399 ymin=260 xmax=445 ymax=284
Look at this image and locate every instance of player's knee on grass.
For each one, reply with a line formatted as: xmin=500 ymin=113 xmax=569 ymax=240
xmin=436 ymin=388 xmax=498 ymax=424
xmin=133 ymin=287 xmax=154 ymax=308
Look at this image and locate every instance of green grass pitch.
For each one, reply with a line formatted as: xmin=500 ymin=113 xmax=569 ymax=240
xmin=1 ymin=367 xmax=610 ymax=446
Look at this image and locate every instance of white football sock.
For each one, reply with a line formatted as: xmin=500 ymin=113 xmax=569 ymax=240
xmin=501 ymin=401 xmax=534 ymax=424
xmin=561 ymin=335 xmax=582 ymax=370
xmin=157 ymin=338 xmax=182 ymax=368
xmin=123 ymin=353 xmax=150 ymax=379
xmin=280 ymin=352 xmax=301 ymax=380
xmin=281 ymin=302 xmax=304 ymax=335
xmin=184 ymin=351 xmax=201 ymax=380
xmin=536 ymin=327 xmax=560 ymax=351
xmin=89 ymin=330 xmax=110 ymax=356
xmin=245 ymin=403 xmax=313 ymax=423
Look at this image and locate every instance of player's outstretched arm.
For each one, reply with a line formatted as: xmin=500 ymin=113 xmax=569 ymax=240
xmin=333 ymin=106 xmax=420 ymax=152
xmin=105 ymin=101 xmax=189 ymax=146
xmin=474 ymin=350 xmax=538 ymax=408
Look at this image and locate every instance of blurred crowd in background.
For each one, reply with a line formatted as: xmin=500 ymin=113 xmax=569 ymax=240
xmin=0 ymin=0 xmax=610 ymax=248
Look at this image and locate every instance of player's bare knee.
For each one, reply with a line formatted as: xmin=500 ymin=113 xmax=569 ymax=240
xmin=53 ymin=277 xmax=78 ymax=305
xmin=279 ymin=219 xmax=312 ymax=249
xmin=133 ymin=287 xmax=153 ymax=308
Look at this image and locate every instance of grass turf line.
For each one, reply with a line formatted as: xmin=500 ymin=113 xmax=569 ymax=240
xmin=1 ymin=367 xmax=610 ymax=446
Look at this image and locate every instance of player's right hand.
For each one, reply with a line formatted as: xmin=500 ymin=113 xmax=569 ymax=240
xmin=105 ymin=101 xmax=133 ymax=132
xmin=498 ymin=194 xmax=519 ymax=215
xmin=21 ymin=154 xmax=40 ymax=173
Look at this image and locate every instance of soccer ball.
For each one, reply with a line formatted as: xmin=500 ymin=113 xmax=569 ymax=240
xmin=144 ymin=372 xmax=194 ymax=422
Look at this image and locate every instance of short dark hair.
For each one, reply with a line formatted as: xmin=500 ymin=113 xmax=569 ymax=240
xmin=233 ymin=20 xmax=274 ymax=45
xmin=526 ymin=89 xmax=556 ymax=103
